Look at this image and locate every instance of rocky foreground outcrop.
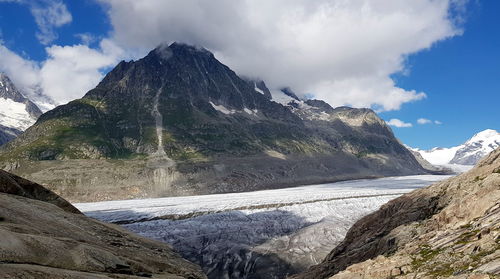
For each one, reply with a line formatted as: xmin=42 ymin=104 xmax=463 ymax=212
xmin=293 ymin=148 xmax=500 ymax=279
xmin=0 ymin=170 xmax=206 ymax=279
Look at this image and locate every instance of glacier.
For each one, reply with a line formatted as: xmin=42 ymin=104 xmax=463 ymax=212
xmin=76 ymin=175 xmax=451 ymax=279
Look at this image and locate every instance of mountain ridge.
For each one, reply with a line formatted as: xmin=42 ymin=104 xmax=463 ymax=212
xmin=0 ymin=42 xmax=430 ymax=202
xmin=412 ymin=129 xmax=500 ymax=166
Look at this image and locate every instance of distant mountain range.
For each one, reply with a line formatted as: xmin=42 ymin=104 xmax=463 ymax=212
xmin=0 ymin=43 xmax=431 ymax=201
xmin=0 ymin=73 xmax=42 ymax=145
xmin=411 ymin=129 xmax=500 ymax=166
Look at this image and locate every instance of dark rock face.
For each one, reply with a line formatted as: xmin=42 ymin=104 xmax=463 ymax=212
xmin=243 ymin=78 xmax=273 ymax=100
xmin=304 ymin=99 xmax=335 ymax=113
xmin=0 ymin=170 xmax=207 ymax=278
xmin=0 ymin=42 xmax=427 ymax=201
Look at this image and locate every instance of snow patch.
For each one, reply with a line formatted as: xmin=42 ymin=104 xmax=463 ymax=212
xmin=270 ymin=90 xmax=297 ymax=105
xmin=0 ymin=98 xmax=36 ymax=131
xmin=254 ymin=82 xmax=265 ymax=95
xmin=209 ymin=101 xmax=236 ymax=115
xmin=243 ymin=108 xmax=258 ymax=115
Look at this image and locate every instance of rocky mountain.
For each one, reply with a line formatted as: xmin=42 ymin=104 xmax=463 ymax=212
xmin=0 ymin=73 xmax=42 ymax=145
xmin=0 ymin=42 xmax=429 ymax=202
xmin=0 ymin=169 xmax=206 ymax=278
xmin=294 ymin=147 xmax=500 ymax=279
xmin=413 ymin=129 xmax=500 ymax=166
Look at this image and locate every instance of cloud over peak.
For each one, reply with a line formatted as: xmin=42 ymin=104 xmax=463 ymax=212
xmin=101 ymin=0 xmax=465 ymax=111
xmin=0 ymin=0 xmax=468 ymax=111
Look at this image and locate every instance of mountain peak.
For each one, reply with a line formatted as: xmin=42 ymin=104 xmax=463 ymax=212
xmin=415 ymin=128 xmax=500 ymax=166
xmin=148 ymin=42 xmax=214 ymax=61
xmin=468 ymin=129 xmax=499 ymax=143
xmin=0 ymin=72 xmax=24 ymax=102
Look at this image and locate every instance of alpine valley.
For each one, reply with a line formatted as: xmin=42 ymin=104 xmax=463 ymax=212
xmin=0 ymin=43 xmax=435 ymax=202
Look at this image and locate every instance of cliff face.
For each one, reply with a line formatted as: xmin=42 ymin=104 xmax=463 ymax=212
xmin=0 ymin=43 xmax=427 ymax=202
xmin=0 ymin=170 xmax=206 ymax=279
xmin=294 ymin=148 xmax=500 ymax=279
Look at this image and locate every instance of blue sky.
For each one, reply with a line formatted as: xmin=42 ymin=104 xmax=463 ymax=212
xmin=382 ymin=1 xmax=500 ymax=149
xmin=0 ymin=0 xmax=498 ymax=149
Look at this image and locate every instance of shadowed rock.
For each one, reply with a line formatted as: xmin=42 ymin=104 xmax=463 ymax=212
xmin=0 ymin=170 xmax=207 ymax=279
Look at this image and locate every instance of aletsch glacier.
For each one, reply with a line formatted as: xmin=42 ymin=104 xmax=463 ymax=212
xmin=76 ymin=175 xmax=450 ymax=279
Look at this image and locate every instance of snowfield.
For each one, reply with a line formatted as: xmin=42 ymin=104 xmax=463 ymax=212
xmin=76 ymin=175 xmax=451 ymax=279
xmin=0 ymin=97 xmax=35 ymax=131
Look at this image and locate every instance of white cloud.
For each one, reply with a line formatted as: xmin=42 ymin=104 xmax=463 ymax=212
xmin=0 ymin=44 xmax=45 ymax=102
xmin=75 ymin=33 xmax=97 ymax=45
xmin=417 ymin=118 xmax=443 ymax=125
xmin=1 ymin=0 xmax=73 ymax=44
xmin=98 ymin=0 xmax=466 ymax=111
xmin=417 ymin=118 xmax=432 ymax=124
xmin=0 ymin=0 xmax=469 ymax=111
xmin=31 ymin=0 xmax=72 ymax=44
xmin=0 ymin=39 xmax=125 ymax=107
xmin=386 ymin=118 xmax=412 ymax=128
xmin=39 ymin=39 xmax=124 ymax=103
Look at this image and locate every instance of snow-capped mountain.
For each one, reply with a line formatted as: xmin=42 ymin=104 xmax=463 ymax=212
xmin=412 ymin=129 xmax=500 ymax=167
xmin=450 ymin=129 xmax=500 ymax=165
xmin=0 ymin=73 xmax=42 ymax=145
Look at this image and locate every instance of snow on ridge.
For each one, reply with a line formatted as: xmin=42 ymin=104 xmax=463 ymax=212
xmin=270 ymin=89 xmax=297 ymax=105
xmin=0 ymin=97 xmax=36 ymax=131
xmin=254 ymin=82 xmax=265 ymax=95
xmin=209 ymin=101 xmax=259 ymax=117
xmin=410 ymin=129 xmax=500 ymax=167
xmin=209 ymin=101 xmax=236 ymax=115
xmin=243 ymin=108 xmax=258 ymax=115
xmin=465 ymin=129 xmax=500 ymax=147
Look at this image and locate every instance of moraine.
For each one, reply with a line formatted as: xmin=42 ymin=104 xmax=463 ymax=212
xmin=76 ymin=175 xmax=451 ymax=279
